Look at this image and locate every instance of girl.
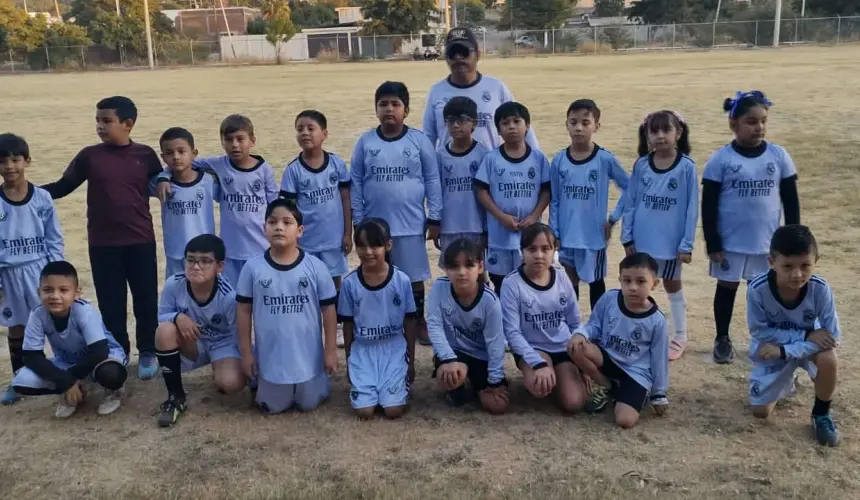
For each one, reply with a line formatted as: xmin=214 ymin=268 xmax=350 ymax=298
xmin=702 ymin=91 xmax=800 ymax=364
xmin=621 ymin=110 xmax=698 ymax=360
xmin=500 ymin=223 xmax=585 ymax=413
xmin=338 ymin=218 xmax=418 ymax=419
xmin=427 ymin=238 xmax=509 ymax=414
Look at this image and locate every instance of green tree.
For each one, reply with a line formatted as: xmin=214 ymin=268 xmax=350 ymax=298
xmin=357 ymin=0 xmax=439 ymax=35
xmin=796 ymin=0 xmax=860 ymax=16
xmin=0 ymin=0 xmax=47 ymax=51
xmin=499 ymin=0 xmax=575 ymax=30
xmin=459 ymin=0 xmax=485 ymax=25
xmin=66 ymin=0 xmax=174 ymax=57
xmin=262 ymin=0 xmax=296 ymax=63
xmin=594 ymin=0 xmax=624 ymax=17
xmin=625 ymin=0 xmax=722 ymax=24
xmin=289 ymin=0 xmax=337 ymax=28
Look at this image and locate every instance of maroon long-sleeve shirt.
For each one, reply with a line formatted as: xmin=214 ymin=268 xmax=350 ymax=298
xmin=42 ymin=142 xmax=163 ymax=247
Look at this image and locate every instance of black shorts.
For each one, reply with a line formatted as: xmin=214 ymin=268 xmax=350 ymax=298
xmin=433 ymin=350 xmax=492 ymax=392
xmin=512 ymin=349 xmax=572 ymax=368
xmin=599 ymin=347 xmax=649 ymax=412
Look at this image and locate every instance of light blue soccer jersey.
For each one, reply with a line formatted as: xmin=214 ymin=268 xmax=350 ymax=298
xmin=473 ymin=146 xmax=551 ymax=250
xmin=621 ymin=153 xmax=698 ymax=260
xmin=280 ymin=152 xmax=351 ymax=252
xmin=235 ymin=250 xmax=337 ymax=384
xmin=158 ymin=171 xmax=219 ymax=260
xmin=574 ymin=290 xmax=669 ymax=399
xmin=158 ymin=273 xmax=237 ymax=348
xmin=338 ymin=265 xmax=416 ymax=345
xmin=426 ymin=277 xmax=506 ymax=385
xmin=702 ymin=142 xmax=797 ymax=255
xmin=438 ymin=141 xmax=490 ymax=235
xmin=549 ymin=146 xmax=628 ymax=251
xmin=0 ymin=183 xmax=64 ymax=272
xmin=22 ymin=299 xmax=123 ymax=364
xmin=422 ymin=73 xmax=539 ymax=150
xmin=350 ymin=127 xmax=443 ymax=237
xmin=747 ymin=271 xmax=839 ymax=362
xmin=500 ymin=267 xmax=581 ymax=368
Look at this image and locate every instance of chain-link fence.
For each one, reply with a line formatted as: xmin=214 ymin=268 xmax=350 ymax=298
xmin=2 ymin=16 xmax=858 ymax=72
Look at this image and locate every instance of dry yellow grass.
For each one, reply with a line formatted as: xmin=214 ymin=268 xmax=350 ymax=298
xmin=2 ymin=46 xmax=860 ymax=500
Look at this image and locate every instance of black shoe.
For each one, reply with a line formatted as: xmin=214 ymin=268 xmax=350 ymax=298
xmin=158 ymin=396 xmax=187 ymax=427
xmin=713 ymin=337 xmax=735 ymax=364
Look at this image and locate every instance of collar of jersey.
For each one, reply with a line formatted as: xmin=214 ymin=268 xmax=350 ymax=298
xmin=446 ymin=72 xmax=483 ymax=89
xmin=730 ymin=140 xmax=768 ymax=158
xmin=0 ymin=182 xmax=34 ymax=206
xmin=616 ymin=290 xmax=659 ymax=319
xmin=297 ymin=151 xmax=330 ymax=174
xmin=185 ymin=275 xmax=221 ymax=308
xmin=264 ymin=248 xmax=305 ymax=272
xmin=171 ymin=170 xmax=205 ymax=188
xmin=450 ymin=282 xmax=485 ymax=312
xmin=767 ymin=269 xmax=808 ymax=310
xmin=358 ymin=264 xmax=394 ymax=291
xmin=647 ymin=151 xmax=683 ymax=174
xmin=566 ymin=144 xmax=600 ymax=166
xmin=375 ymin=125 xmax=409 ymax=143
xmin=446 ymin=140 xmax=478 ymax=158
xmin=228 ymin=155 xmax=266 ymax=173
xmin=519 ymin=265 xmax=555 ymax=291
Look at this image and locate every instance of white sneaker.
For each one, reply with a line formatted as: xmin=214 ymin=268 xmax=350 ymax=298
xmin=336 ymin=323 xmax=345 ymax=348
xmin=55 ymin=398 xmax=78 ymax=418
xmin=97 ymin=386 xmax=124 ymax=415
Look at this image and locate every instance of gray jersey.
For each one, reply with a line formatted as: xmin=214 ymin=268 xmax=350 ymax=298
xmin=158 ymin=273 xmax=237 ymax=348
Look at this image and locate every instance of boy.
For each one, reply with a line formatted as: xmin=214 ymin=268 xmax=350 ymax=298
xmin=236 ymin=199 xmax=338 ymax=413
xmin=0 ymin=134 xmax=64 ymax=405
xmin=154 ymin=234 xmax=245 ymax=427
xmin=746 ymin=225 xmax=839 ymax=446
xmin=350 ymin=81 xmax=442 ymax=345
xmin=156 ymin=127 xmax=219 ymax=277
xmin=550 ymin=99 xmax=628 ymax=311
xmin=12 ymin=261 xmax=128 ymax=418
xmin=567 ymin=252 xmax=669 ymax=429
xmin=435 ymin=96 xmax=490 ymax=264
xmin=158 ymin=115 xmax=279 ymax=286
xmin=473 ymin=101 xmax=550 ymax=295
xmin=42 ymin=96 xmax=163 ymax=380
xmin=280 ymin=110 xmax=351 ymax=347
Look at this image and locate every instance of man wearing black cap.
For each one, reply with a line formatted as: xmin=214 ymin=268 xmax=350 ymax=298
xmin=422 ymin=27 xmax=540 ymax=150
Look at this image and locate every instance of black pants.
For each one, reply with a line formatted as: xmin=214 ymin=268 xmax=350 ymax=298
xmin=88 ymin=242 xmax=158 ymax=355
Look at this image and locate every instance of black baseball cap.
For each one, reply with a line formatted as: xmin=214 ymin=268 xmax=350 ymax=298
xmin=445 ymin=27 xmax=478 ymax=53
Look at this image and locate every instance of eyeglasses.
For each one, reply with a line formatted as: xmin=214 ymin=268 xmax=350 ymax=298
xmin=445 ymin=115 xmax=476 ymax=126
xmin=185 ymin=257 xmax=217 ymax=268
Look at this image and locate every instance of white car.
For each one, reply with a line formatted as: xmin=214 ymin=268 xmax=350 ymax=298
xmin=515 ymin=35 xmax=536 ymax=48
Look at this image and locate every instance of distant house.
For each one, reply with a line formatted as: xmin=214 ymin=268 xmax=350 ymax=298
xmin=169 ymin=7 xmax=260 ymax=39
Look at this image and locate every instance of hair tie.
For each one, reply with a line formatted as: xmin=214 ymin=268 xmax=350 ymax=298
xmin=671 ymin=110 xmax=686 ymax=125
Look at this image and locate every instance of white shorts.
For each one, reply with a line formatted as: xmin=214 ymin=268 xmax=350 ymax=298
xmin=255 ymin=371 xmax=330 ymax=413
xmin=390 ymin=235 xmax=430 ymax=282
xmin=223 ymin=258 xmax=247 ymax=287
xmin=181 ymin=338 xmax=242 ymax=372
xmin=348 ymin=340 xmax=409 ymax=409
xmin=656 ymin=258 xmax=683 ymax=281
xmin=486 ymin=248 xmax=521 ymax=277
xmin=558 ymin=248 xmax=607 ymax=284
xmin=306 ymin=248 xmax=349 ymax=278
xmin=749 ymin=357 xmax=817 ymax=406
xmin=709 ymin=252 xmax=769 ymax=282
xmin=0 ymin=259 xmax=47 ymax=327
xmin=12 ymin=347 xmax=129 ymax=391
xmin=166 ymin=257 xmax=185 ymax=278
xmin=438 ymin=232 xmax=483 ymax=268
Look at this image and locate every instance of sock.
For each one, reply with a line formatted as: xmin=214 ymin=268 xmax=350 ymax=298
xmin=589 ymin=279 xmax=606 ymax=311
xmin=667 ymin=290 xmax=687 ymax=341
xmin=156 ymin=349 xmax=185 ymax=399
xmin=8 ymin=336 xmax=23 ymax=373
xmin=713 ymin=284 xmax=738 ymax=340
xmin=812 ymin=397 xmax=831 ymax=417
xmin=412 ymin=285 xmax=425 ymax=321
xmin=489 ymin=274 xmax=504 ymax=295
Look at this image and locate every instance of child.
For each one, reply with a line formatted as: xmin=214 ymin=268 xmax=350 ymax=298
xmin=474 ymin=102 xmax=551 ymax=295
xmin=156 ymin=127 xmax=218 ymax=277
xmin=427 ymin=237 xmax=508 ymax=414
xmin=42 ymin=96 xmax=163 ymax=380
xmin=11 ymin=261 xmax=128 ymax=418
xmin=434 ymin=96 xmax=491 ymax=264
xmin=747 ymin=225 xmax=839 ymax=446
xmin=280 ymin=110 xmax=351 ymax=347
xmin=702 ymin=91 xmax=800 ymax=364
xmin=154 ymin=234 xmax=245 ymax=427
xmin=500 ymin=223 xmax=585 ymax=413
xmin=235 ymin=199 xmax=338 ymax=413
xmin=157 ymin=115 xmax=279 ymax=286
xmin=350 ymin=81 xmax=442 ymax=345
xmin=549 ymin=99 xmax=628 ymax=311
xmin=621 ymin=111 xmax=698 ymax=360
xmin=0 ymin=134 xmax=64 ymax=405
xmin=567 ymin=253 xmax=669 ymax=429
xmin=338 ymin=218 xmax=417 ymax=419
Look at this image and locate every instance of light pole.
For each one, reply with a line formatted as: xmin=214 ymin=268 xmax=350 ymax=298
xmin=143 ymin=0 xmax=155 ymax=69
xmin=773 ymin=0 xmax=782 ymax=48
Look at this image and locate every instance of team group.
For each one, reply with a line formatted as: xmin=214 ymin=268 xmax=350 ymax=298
xmin=0 ymin=84 xmax=840 ymax=446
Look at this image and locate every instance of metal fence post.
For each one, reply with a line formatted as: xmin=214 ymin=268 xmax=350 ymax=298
xmin=482 ymin=31 xmax=486 ymax=54
xmin=552 ymin=28 xmax=555 ymax=54
xmin=45 ymin=46 xmax=51 ymax=71
xmin=593 ymin=26 xmax=597 ymax=53
xmin=755 ymin=20 xmax=759 ymax=46
xmin=836 ymin=16 xmax=841 ymax=44
xmin=712 ymin=21 xmax=716 ymax=48
xmin=190 ymin=40 xmax=195 ymax=65
xmin=373 ymin=34 xmax=377 ymax=59
xmin=672 ymin=23 xmax=676 ymax=49
xmin=80 ymin=45 xmax=86 ymax=69
xmin=9 ymin=49 xmax=14 ymax=72
xmin=336 ymin=36 xmax=340 ymax=61
xmin=794 ymin=17 xmax=799 ymax=42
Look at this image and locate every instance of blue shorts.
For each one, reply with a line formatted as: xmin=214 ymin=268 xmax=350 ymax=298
xmin=255 ymin=371 xmax=330 ymax=413
xmin=709 ymin=252 xmax=768 ymax=282
xmin=12 ymin=345 xmax=129 ymax=391
xmin=0 ymin=259 xmax=46 ymax=327
xmin=438 ymin=232 xmax=483 ymax=268
xmin=181 ymin=338 xmax=242 ymax=372
xmin=165 ymin=257 xmax=185 ymax=278
xmin=306 ymin=248 xmax=349 ymax=278
xmin=558 ymin=248 xmax=607 ymax=284
xmin=348 ymin=340 xmax=409 ymax=409
xmin=486 ymin=248 xmax=521 ymax=276
xmin=390 ymin=235 xmax=430 ymax=282
xmin=749 ymin=357 xmax=817 ymax=406
xmin=656 ymin=258 xmax=683 ymax=281
xmin=222 ymin=258 xmax=247 ymax=287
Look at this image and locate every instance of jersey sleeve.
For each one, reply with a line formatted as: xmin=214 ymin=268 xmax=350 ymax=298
xmin=22 ymin=309 xmax=47 ymax=352
xmin=349 ymin=136 xmax=366 ymax=225
xmin=41 ymin=196 xmax=64 ymax=262
xmin=337 ymin=279 xmax=355 ymax=321
xmin=157 ymin=278 xmax=181 ymax=324
xmin=315 ymin=259 xmax=337 ymax=306
xmin=679 ymin=161 xmax=699 ymax=254
xmin=420 ymin=133 xmax=443 ymax=223
xmin=608 ymin=154 xmax=629 ymax=223
xmin=280 ymin=164 xmax=298 ymax=198
xmin=815 ymin=279 xmax=840 ymax=341
xmin=264 ymin=164 xmax=279 ymax=203
xmin=221 ymin=286 xmax=238 ymax=335
xmin=422 ymin=89 xmax=439 ymax=147
xmin=472 ymin=153 xmax=491 ymax=189
xmin=746 ymin=285 xmax=819 ymax=360
xmin=649 ymin=314 xmax=670 ymax=402
xmin=548 ymin=153 xmax=561 ymax=237
xmin=426 ymin=279 xmax=456 ymax=362
xmin=209 ymin=172 xmax=222 ymax=202
xmin=483 ymin=293 xmax=507 ymax=385
xmin=500 ymin=279 xmax=545 ymax=369
xmin=574 ymin=292 xmax=609 ymax=341
xmin=192 ymin=156 xmax=220 ymax=175
xmin=561 ymin=273 xmax=581 ymax=331
xmin=701 ymin=150 xmax=725 ymax=183
xmin=336 ymin=155 xmax=352 ymax=187
xmin=539 ymin=152 xmax=551 ymax=188
xmin=620 ymin=161 xmax=640 ymax=246
xmin=778 ymin=146 xmax=798 ymax=180
xmin=235 ymin=262 xmax=254 ymax=303
xmin=401 ymin=274 xmax=418 ymax=316
xmin=79 ymin=303 xmax=108 ymax=346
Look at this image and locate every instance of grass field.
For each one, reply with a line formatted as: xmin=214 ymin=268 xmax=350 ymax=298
xmin=2 ymin=46 xmax=860 ymax=500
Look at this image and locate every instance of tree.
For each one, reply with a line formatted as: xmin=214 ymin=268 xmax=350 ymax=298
xmin=499 ymin=0 xmax=575 ymax=30
xmin=459 ymin=0 xmax=486 ymax=25
xmin=261 ymin=0 xmax=296 ymax=63
xmin=481 ymin=0 xmax=496 ymax=9
xmin=594 ymin=0 xmax=624 ymax=17
xmin=66 ymin=0 xmax=174 ymax=57
xmin=289 ymin=0 xmax=337 ymax=28
xmin=0 ymin=0 xmax=47 ymax=51
xmin=357 ymin=0 xmax=439 ymax=35
xmin=796 ymin=0 xmax=860 ymax=16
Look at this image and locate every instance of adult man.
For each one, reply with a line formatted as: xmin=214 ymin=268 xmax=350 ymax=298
xmin=422 ymin=27 xmax=539 ymax=150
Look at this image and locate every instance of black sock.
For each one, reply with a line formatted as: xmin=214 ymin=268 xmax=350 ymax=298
xmin=156 ymin=349 xmax=185 ymax=399
xmin=589 ymin=279 xmax=606 ymax=311
xmin=812 ymin=397 xmax=831 ymax=417
xmin=8 ymin=337 xmax=23 ymax=373
xmin=448 ymin=385 xmax=475 ymax=406
xmin=412 ymin=285 xmax=425 ymax=321
xmin=489 ymin=273 xmax=504 ymax=295
xmin=713 ymin=284 xmax=738 ymax=340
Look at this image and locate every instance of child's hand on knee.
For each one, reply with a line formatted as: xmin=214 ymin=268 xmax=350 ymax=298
xmin=567 ymin=334 xmax=587 ymax=359
xmin=437 ymin=361 xmax=467 ymax=390
xmin=807 ymin=329 xmax=838 ymax=350
xmin=758 ymin=343 xmax=781 ymax=360
xmin=533 ymin=366 xmax=556 ymax=397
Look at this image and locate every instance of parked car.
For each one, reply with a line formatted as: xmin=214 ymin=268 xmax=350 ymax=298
xmin=515 ymin=35 xmax=536 ymax=48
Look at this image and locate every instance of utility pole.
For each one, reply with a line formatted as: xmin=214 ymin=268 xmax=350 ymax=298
xmin=773 ymin=0 xmax=782 ymax=48
xmin=143 ymin=0 xmax=155 ymax=69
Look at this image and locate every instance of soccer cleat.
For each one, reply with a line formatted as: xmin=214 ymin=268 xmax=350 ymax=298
xmin=336 ymin=323 xmax=345 ymax=348
xmin=417 ymin=318 xmax=432 ymax=346
xmin=55 ymin=397 xmax=78 ymax=419
xmin=1 ymin=383 xmax=20 ymax=405
xmin=668 ymin=339 xmax=686 ymax=361
xmin=712 ymin=337 xmax=735 ymax=364
xmin=158 ymin=396 xmax=187 ymax=427
xmin=585 ymin=385 xmax=610 ymax=414
xmin=97 ymin=387 xmax=124 ymax=416
xmin=137 ymin=354 xmax=159 ymax=380
xmin=812 ymin=414 xmax=839 ymax=447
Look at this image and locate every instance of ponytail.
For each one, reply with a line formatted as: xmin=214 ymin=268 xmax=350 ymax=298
xmin=637 ymin=122 xmax=649 ymax=157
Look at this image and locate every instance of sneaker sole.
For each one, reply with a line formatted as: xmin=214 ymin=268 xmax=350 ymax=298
xmin=98 ymin=402 xmax=122 ymax=416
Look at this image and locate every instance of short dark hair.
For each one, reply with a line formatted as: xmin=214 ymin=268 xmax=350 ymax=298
xmin=295 ymin=110 xmax=327 ymax=130
xmin=443 ymin=96 xmax=478 ymax=121
xmin=0 ymin=133 xmax=30 ymax=159
xmin=40 ymin=260 xmax=79 ymax=285
xmin=185 ymin=234 xmax=226 ymax=262
xmin=619 ymin=252 xmax=658 ymax=275
xmin=265 ymin=198 xmax=303 ymax=225
xmin=494 ymin=101 xmax=530 ymax=130
xmin=567 ymin=99 xmax=601 ymax=122
xmin=354 ymin=218 xmax=393 ymax=264
xmin=375 ymin=81 xmax=410 ymax=110
xmin=442 ymin=237 xmax=484 ymax=269
xmin=519 ymin=222 xmax=555 ymax=250
xmin=96 ymin=96 xmax=137 ymax=124
xmin=159 ymin=127 xmax=195 ymax=150
xmin=638 ymin=110 xmax=691 ymax=157
xmin=723 ymin=90 xmax=772 ymax=120
xmin=220 ymin=114 xmax=254 ymax=138
xmin=770 ymin=224 xmax=818 ymax=258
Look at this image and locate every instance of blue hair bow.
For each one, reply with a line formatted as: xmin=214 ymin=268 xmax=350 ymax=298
xmin=729 ymin=90 xmax=773 ymax=119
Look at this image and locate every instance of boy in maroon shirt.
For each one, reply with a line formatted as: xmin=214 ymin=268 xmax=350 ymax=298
xmin=42 ymin=96 xmax=163 ymax=380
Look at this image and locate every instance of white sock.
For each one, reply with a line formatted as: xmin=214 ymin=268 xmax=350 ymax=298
xmin=667 ymin=290 xmax=687 ymax=341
